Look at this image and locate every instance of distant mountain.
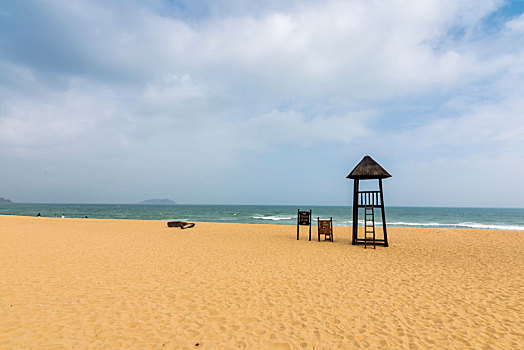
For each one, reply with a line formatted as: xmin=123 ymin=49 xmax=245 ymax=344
xmin=0 ymin=197 xmax=13 ymax=203
xmin=139 ymin=198 xmax=176 ymax=205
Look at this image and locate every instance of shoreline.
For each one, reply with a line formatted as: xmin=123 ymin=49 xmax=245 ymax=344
xmin=2 ymin=214 xmax=524 ymax=232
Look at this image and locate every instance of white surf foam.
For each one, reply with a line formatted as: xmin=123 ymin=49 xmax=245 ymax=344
xmin=252 ymin=215 xmax=293 ymax=221
xmin=455 ymin=222 xmax=524 ymax=230
xmin=388 ymin=221 xmax=524 ymax=230
xmin=389 ymin=221 xmax=443 ymax=227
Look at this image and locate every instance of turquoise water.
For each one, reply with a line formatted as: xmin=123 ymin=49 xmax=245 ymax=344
xmin=1 ymin=203 xmax=523 ymax=230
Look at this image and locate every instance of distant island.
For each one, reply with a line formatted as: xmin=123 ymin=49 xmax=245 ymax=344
xmin=0 ymin=197 xmax=13 ymax=203
xmin=139 ymin=199 xmax=176 ymax=205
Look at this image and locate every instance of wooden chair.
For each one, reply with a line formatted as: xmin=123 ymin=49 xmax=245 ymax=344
xmin=317 ymin=217 xmax=333 ymax=242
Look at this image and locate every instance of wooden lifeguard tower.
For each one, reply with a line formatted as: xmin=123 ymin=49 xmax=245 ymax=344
xmin=346 ymin=156 xmax=391 ymax=248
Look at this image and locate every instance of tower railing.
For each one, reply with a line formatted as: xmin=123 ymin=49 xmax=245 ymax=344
xmin=358 ymin=190 xmax=382 ymax=207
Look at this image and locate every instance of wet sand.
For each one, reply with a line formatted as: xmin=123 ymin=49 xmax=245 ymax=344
xmin=0 ymin=215 xmax=522 ymax=349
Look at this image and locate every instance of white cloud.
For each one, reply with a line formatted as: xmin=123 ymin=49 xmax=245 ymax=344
xmin=237 ymin=109 xmax=374 ymax=151
xmin=1 ymin=0 xmax=523 ymax=205
xmin=505 ymin=12 xmax=524 ymax=32
xmin=7 ymin=0 xmax=506 ymax=97
xmin=0 ymin=79 xmax=131 ymax=159
xmin=141 ymin=74 xmax=213 ymax=114
xmin=400 ymin=97 xmax=524 ymax=149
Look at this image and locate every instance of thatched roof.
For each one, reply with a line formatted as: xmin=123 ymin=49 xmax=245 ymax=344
xmin=346 ymin=155 xmax=391 ymax=179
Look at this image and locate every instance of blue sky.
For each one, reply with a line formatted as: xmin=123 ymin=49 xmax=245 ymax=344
xmin=1 ymin=0 xmax=523 ymax=207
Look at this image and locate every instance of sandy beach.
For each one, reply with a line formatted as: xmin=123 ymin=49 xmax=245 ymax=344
xmin=0 ymin=215 xmax=522 ymax=349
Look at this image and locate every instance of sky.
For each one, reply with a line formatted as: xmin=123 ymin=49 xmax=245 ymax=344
xmin=1 ymin=0 xmax=523 ymax=207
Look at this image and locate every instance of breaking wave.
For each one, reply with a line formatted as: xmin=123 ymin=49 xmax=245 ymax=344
xmin=253 ymin=215 xmax=293 ymax=221
xmin=388 ymin=221 xmax=524 ymax=230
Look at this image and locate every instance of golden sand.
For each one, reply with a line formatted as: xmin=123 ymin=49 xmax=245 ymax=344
xmin=0 ymin=215 xmax=522 ymax=349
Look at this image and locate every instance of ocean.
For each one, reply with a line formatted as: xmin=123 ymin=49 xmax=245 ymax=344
xmin=1 ymin=203 xmax=523 ymax=230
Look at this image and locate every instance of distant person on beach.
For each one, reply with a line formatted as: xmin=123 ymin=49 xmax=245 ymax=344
xmin=37 ymin=213 xmax=41 ymax=217
xmin=62 ymin=214 xmax=65 ymax=218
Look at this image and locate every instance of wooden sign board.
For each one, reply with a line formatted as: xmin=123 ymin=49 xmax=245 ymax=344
xmin=317 ymin=217 xmax=333 ymax=242
xmin=298 ymin=211 xmax=311 ymax=226
xmin=318 ymin=220 xmax=331 ymax=234
xmin=297 ymin=209 xmax=312 ymax=241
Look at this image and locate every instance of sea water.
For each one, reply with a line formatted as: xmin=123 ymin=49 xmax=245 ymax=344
xmin=1 ymin=203 xmax=523 ymax=230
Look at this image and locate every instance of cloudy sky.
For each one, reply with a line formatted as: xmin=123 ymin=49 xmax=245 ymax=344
xmin=1 ymin=0 xmax=523 ymax=207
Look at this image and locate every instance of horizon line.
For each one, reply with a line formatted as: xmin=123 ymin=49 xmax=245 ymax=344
xmin=2 ymin=202 xmax=523 ymax=210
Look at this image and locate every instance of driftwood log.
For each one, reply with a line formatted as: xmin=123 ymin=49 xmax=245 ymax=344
xmin=167 ymin=221 xmax=195 ymax=229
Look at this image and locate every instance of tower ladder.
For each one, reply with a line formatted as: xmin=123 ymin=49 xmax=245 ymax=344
xmin=364 ymin=204 xmax=376 ymax=249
